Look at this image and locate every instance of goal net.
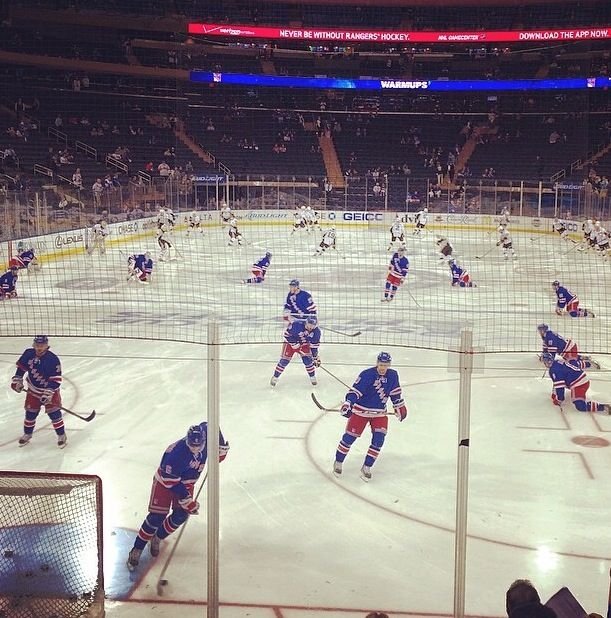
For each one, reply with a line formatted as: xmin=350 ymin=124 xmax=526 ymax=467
xmin=0 ymin=472 xmax=104 ymax=618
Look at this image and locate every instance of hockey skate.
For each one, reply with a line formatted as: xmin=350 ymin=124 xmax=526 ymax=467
xmin=333 ymin=461 xmax=343 ymax=477
xmin=57 ymin=434 xmax=67 ymax=449
xmin=18 ymin=433 xmax=32 ymax=447
xmin=360 ymin=465 xmax=372 ymax=482
xmin=585 ymin=310 xmax=596 ymax=318
xmin=126 ymin=547 xmax=142 ymax=572
xmin=270 ymin=376 xmax=278 ymax=387
xmin=310 ymin=376 xmax=317 ymax=386
xmin=600 ymin=404 xmax=611 ymax=416
xmin=150 ymin=535 xmax=161 ymax=557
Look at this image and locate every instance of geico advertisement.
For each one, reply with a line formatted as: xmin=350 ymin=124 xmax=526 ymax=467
xmin=323 ymin=211 xmax=384 ymax=223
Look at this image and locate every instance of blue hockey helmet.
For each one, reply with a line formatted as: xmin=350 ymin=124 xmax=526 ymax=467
xmin=289 ymin=279 xmax=300 ymax=288
xmin=541 ymin=352 xmax=555 ymax=367
xmin=266 ymin=251 xmax=272 ymax=258
xmin=552 ymin=280 xmax=560 ymax=288
xmin=186 ymin=425 xmax=205 ymax=449
xmin=305 ymin=316 xmax=318 ymax=328
xmin=377 ymin=351 xmax=392 ymax=364
xmin=537 ymin=323 xmax=549 ymax=334
xmin=33 ymin=335 xmax=49 ymax=345
xmin=10 ymin=265 xmax=18 ymax=272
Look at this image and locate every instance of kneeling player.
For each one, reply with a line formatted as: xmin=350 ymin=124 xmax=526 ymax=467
xmin=382 ymin=246 xmax=409 ymax=302
xmin=127 ymin=423 xmax=229 ymax=571
xmin=552 ymin=280 xmax=594 ymax=318
xmin=449 ymin=259 xmax=476 ymax=287
xmin=0 ymin=266 xmax=19 ymax=299
xmin=127 ymin=252 xmax=153 ymax=283
xmin=10 ymin=247 xmax=40 ymax=273
xmin=537 ymin=323 xmax=598 ymax=369
xmin=270 ymin=316 xmax=320 ymax=387
xmin=541 ymin=353 xmax=609 ymax=414
xmin=314 ymin=226 xmax=337 ymax=256
xmin=242 ymin=252 xmax=272 ymax=284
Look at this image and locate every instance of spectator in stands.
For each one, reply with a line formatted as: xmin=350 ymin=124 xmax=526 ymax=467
xmin=72 ymin=168 xmax=83 ymax=190
xmin=145 ymin=161 xmax=154 ymax=173
xmin=54 ymin=115 xmax=63 ymax=129
xmin=158 ymin=161 xmax=170 ymax=177
xmin=506 ymin=580 xmax=556 ymax=618
xmin=92 ymin=178 xmax=104 ymax=207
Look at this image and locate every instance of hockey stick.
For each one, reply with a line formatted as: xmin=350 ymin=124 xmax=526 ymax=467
xmin=24 ymin=391 xmax=96 ymax=422
xmin=157 ymin=472 xmax=208 ymax=596
xmin=475 ymin=245 xmax=497 ymax=260
xmin=311 ymin=393 xmax=341 ymax=412
xmin=324 ymin=326 xmax=362 ymax=338
xmin=319 ymin=365 xmax=352 ymax=389
xmin=407 ymin=288 xmax=421 ymax=308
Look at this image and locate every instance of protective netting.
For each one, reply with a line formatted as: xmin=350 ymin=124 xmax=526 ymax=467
xmin=0 ymin=472 xmax=104 ymax=618
xmin=1 ymin=209 xmax=610 ymax=354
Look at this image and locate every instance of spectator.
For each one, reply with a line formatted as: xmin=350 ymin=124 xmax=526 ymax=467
xmin=54 ymin=115 xmax=63 ymax=129
xmin=92 ymin=178 xmax=104 ymax=207
xmin=72 ymin=168 xmax=83 ymax=190
xmin=158 ymin=161 xmax=171 ymax=177
xmin=506 ymin=579 xmax=556 ymax=618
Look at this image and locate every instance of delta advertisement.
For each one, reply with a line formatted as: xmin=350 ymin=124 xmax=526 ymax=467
xmin=188 ymin=22 xmax=610 ymax=44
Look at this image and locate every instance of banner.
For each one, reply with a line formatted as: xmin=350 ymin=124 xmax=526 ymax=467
xmin=189 ymin=23 xmax=611 ymax=44
xmin=191 ymin=71 xmax=611 ymax=92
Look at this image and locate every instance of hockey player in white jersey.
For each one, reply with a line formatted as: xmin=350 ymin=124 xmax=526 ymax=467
xmin=499 ymin=206 xmax=510 ymax=228
xmin=583 ymin=219 xmax=594 ymax=245
xmin=552 ymin=217 xmax=569 ymax=239
xmin=436 ymin=236 xmax=454 ymax=262
xmin=496 ymin=227 xmax=516 ymax=260
xmin=228 ymin=217 xmax=245 ymax=247
xmin=87 ymin=221 xmax=109 ymax=255
xmin=221 ymin=205 xmax=234 ymax=225
xmin=186 ymin=211 xmax=203 ymax=236
xmin=156 ymin=224 xmax=176 ymax=261
xmin=314 ymin=226 xmax=337 ymax=257
xmin=388 ymin=216 xmax=405 ymax=251
xmin=290 ymin=208 xmax=307 ymax=236
xmin=413 ymin=208 xmax=428 ymax=236
xmin=596 ymin=226 xmax=610 ymax=256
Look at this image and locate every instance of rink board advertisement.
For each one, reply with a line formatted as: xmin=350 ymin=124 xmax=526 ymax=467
xmin=0 ymin=212 xmax=591 ymax=266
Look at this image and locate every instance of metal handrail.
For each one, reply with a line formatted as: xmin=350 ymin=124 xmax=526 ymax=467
xmin=105 ymin=155 xmax=128 ymax=173
xmin=33 ymin=164 xmax=53 ymax=178
xmin=137 ymin=170 xmax=151 ymax=184
xmin=47 ymin=126 xmax=68 ymax=145
xmin=75 ymin=141 xmax=98 ymax=160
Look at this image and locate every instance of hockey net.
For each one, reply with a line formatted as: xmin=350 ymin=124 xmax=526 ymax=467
xmin=0 ymin=472 xmax=104 ymax=618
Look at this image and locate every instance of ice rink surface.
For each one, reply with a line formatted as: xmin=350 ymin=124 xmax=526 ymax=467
xmin=1 ymin=221 xmax=610 ymax=616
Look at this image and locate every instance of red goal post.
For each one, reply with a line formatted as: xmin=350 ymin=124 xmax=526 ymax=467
xmin=0 ymin=471 xmax=104 ymax=618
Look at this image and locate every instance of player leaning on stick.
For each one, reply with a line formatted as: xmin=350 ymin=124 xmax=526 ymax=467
xmin=11 ymin=336 xmax=67 ymax=448
xmin=127 ymin=422 xmax=229 ymax=571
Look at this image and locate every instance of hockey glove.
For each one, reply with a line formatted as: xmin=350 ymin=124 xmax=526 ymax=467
xmin=555 ymin=308 xmax=564 ymax=316
xmin=551 ymin=393 xmax=564 ymax=406
xmin=178 ymin=497 xmax=200 ymax=514
xmin=340 ymin=402 xmax=352 ymax=418
xmin=39 ymin=389 xmax=55 ymax=405
xmin=11 ymin=376 xmax=24 ymax=393
xmin=394 ymin=404 xmax=408 ymax=422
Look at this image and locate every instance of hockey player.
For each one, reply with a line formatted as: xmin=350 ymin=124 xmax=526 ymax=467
xmin=595 ymin=226 xmax=610 ymax=255
xmin=127 ymin=252 xmax=153 ymax=283
xmin=413 ymin=208 xmax=428 ymax=237
xmin=537 ymin=323 xmax=598 ymax=369
xmin=496 ymin=227 xmax=516 ymax=260
xmin=270 ymin=316 xmax=320 ymax=387
xmin=314 ymin=226 xmax=337 ymax=257
xmin=310 ymin=209 xmax=323 ymax=233
xmin=583 ymin=219 xmax=594 ymax=245
xmin=382 ymin=246 xmax=409 ymax=302
xmin=552 ymin=281 xmax=594 ymax=318
xmin=87 ymin=221 xmax=109 ymax=255
xmin=541 ymin=353 xmax=609 ymax=414
xmin=552 ymin=218 xmax=569 ymax=239
xmin=186 ymin=211 xmax=203 ymax=236
xmin=499 ymin=206 xmax=510 ymax=228
xmin=242 ymin=252 xmax=272 ymax=284
xmin=283 ymin=279 xmax=317 ymax=323
xmin=333 ymin=352 xmax=407 ymax=481
xmin=304 ymin=206 xmax=315 ymax=232
xmin=588 ymin=222 xmax=599 ymax=248
xmin=0 ymin=266 xmax=19 ymax=299
xmin=388 ymin=216 xmax=405 ymax=250
xmin=127 ymin=422 xmax=229 ymax=571
xmin=11 ymin=336 xmax=66 ymax=448
xmin=436 ymin=237 xmax=454 ymax=262
xmin=156 ymin=224 xmax=175 ymax=261
xmin=227 ymin=217 xmax=244 ymax=247
xmin=220 ymin=205 xmax=233 ymax=225
xmin=290 ymin=208 xmax=307 ymax=236
xmin=449 ymin=259 xmax=476 ymax=287
xmin=9 ymin=247 xmax=39 ymax=272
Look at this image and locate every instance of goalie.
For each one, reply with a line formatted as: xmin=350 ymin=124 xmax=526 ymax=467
xmin=127 ymin=252 xmax=154 ymax=283
xmin=10 ymin=246 xmax=40 ymax=273
xmin=87 ymin=221 xmax=109 ymax=255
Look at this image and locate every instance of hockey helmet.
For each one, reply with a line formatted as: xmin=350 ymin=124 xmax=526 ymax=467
xmin=186 ymin=425 xmax=205 ymax=449
xmin=537 ymin=323 xmax=549 ymax=334
xmin=305 ymin=316 xmax=318 ymax=329
xmin=265 ymin=251 xmax=272 ymax=258
xmin=10 ymin=265 xmax=18 ymax=272
xmin=33 ymin=335 xmax=49 ymax=345
xmin=144 ymin=251 xmax=151 ymax=260
xmin=397 ymin=245 xmax=406 ymax=253
xmin=289 ymin=279 xmax=300 ymax=288
xmin=551 ymin=280 xmax=560 ymax=288
xmin=423 ymin=207 xmax=428 ymax=213
xmin=541 ymin=352 xmax=555 ymax=367
xmin=377 ymin=351 xmax=392 ymax=365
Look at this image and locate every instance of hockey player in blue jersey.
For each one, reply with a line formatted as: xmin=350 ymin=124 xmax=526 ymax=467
xmin=382 ymin=246 xmax=409 ymax=301
xmin=271 ymin=316 xmax=321 ymax=387
xmin=449 ymin=259 xmax=476 ymax=287
xmin=333 ymin=352 xmax=407 ymax=481
xmin=0 ymin=266 xmax=19 ymax=299
xmin=541 ymin=353 xmax=609 ymax=414
xmin=127 ymin=422 xmax=229 ymax=571
xmin=10 ymin=248 xmax=39 ymax=272
xmin=11 ymin=336 xmax=66 ymax=448
xmin=537 ymin=324 xmax=598 ymax=369
xmin=242 ymin=252 xmax=272 ymax=284
xmin=127 ymin=252 xmax=154 ymax=283
xmin=552 ymin=281 xmax=594 ymax=317
xmin=283 ymin=279 xmax=317 ymax=323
